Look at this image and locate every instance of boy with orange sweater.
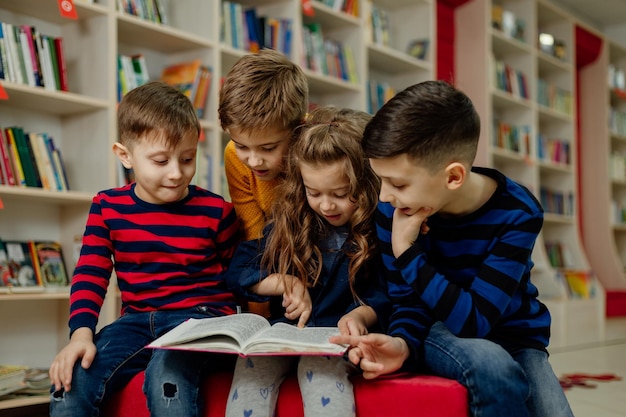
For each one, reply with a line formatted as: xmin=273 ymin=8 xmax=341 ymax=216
xmin=219 ymin=49 xmax=309 ymax=241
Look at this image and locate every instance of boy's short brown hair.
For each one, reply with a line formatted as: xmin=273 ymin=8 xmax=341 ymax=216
xmin=118 ymin=81 xmax=200 ymax=148
xmin=218 ymin=49 xmax=308 ymax=133
xmin=363 ymin=80 xmax=480 ymax=173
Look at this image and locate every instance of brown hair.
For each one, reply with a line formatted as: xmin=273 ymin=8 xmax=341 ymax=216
xmin=118 ymin=81 xmax=200 ymax=148
xmin=261 ymin=107 xmax=379 ymax=297
xmin=363 ymin=80 xmax=480 ymax=172
xmin=218 ymin=49 xmax=308 ymax=134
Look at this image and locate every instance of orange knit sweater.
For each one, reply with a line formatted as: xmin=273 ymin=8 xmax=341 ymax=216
xmin=223 ymin=141 xmax=281 ymax=240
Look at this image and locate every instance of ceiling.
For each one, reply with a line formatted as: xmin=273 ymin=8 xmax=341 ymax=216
xmin=551 ymin=0 xmax=626 ymax=29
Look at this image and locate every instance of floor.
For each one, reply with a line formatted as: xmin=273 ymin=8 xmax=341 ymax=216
xmin=549 ymin=317 xmax=626 ymax=417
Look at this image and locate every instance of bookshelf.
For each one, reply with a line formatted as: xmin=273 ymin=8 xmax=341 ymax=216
xmin=0 ymin=0 xmax=435 ymax=409
xmin=579 ymin=34 xmax=626 ymax=298
xmin=364 ymin=0 xmax=434 ymax=113
xmin=455 ymin=0 xmax=605 ymax=349
xmin=607 ymin=41 xmax=626 ymax=280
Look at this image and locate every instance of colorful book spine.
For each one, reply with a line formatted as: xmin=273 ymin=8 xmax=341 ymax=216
xmin=0 ymin=129 xmax=16 ymax=186
xmin=4 ymin=128 xmax=26 ymax=186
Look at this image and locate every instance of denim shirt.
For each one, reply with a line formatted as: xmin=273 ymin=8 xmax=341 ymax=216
xmin=224 ymin=224 xmax=391 ymax=330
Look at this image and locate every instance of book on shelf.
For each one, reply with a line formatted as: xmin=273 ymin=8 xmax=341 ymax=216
xmin=147 ymin=313 xmax=347 ymax=357
xmin=0 ymin=129 xmax=16 ymax=186
xmin=29 ymin=241 xmax=69 ymax=289
xmin=7 ymin=126 xmax=40 ymax=188
xmin=0 ymin=241 xmax=12 ymax=293
xmin=1 ymin=240 xmax=43 ymax=293
xmin=556 ymin=270 xmax=598 ymax=299
xmin=54 ymin=37 xmax=68 ymax=91
xmin=160 ymin=60 xmax=211 ymax=118
xmin=193 ymin=66 xmax=212 ymax=119
xmin=3 ymin=127 xmax=26 ymax=186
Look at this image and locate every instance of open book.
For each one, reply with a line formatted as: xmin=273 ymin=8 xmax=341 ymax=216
xmin=147 ymin=313 xmax=347 ymax=357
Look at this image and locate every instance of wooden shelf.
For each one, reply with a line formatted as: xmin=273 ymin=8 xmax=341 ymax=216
xmin=0 ymin=394 xmax=48 ymax=411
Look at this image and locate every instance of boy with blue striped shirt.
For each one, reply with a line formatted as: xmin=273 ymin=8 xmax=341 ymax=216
xmin=332 ymin=80 xmax=573 ymax=417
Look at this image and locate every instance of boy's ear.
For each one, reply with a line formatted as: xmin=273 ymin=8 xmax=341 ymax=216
xmin=444 ymin=162 xmax=466 ymax=190
xmin=113 ymin=142 xmax=133 ymax=169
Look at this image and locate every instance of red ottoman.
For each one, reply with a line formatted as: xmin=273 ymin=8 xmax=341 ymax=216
xmin=104 ymin=370 xmax=469 ymax=417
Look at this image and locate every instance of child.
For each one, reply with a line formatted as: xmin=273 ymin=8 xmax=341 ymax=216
xmin=224 ymin=107 xmax=390 ymax=417
xmin=219 ymin=48 xmax=309 ymax=241
xmin=49 ymin=82 xmax=241 ymax=417
xmin=331 ymin=80 xmax=574 ymax=417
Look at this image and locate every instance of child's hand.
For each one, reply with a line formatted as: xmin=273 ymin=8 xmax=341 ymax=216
xmin=337 ymin=315 xmax=368 ymax=336
xmin=282 ymin=280 xmax=312 ymax=327
xmin=329 ymin=333 xmax=409 ymax=379
xmin=49 ymin=327 xmax=96 ymax=393
xmin=391 ymin=207 xmax=432 ymax=258
xmin=337 ymin=306 xmax=377 ymax=336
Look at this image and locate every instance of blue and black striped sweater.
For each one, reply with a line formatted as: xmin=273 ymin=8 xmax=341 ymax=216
xmin=380 ymin=167 xmax=551 ymax=359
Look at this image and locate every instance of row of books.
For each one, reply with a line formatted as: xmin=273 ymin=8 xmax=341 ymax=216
xmin=537 ymin=79 xmax=572 ymax=115
xmin=545 ymin=241 xmax=574 ymax=269
xmin=302 ymin=23 xmax=358 ymax=83
xmin=556 ymin=270 xmax=598 ymax=299
xmin=0 ymin=21 xmax=68 ymax=91
xmin=160 ymin=60 xmax=213 ymax=120
xmin=0 ymin=126 xmax=69 ymax=191
xmin=0 ymin=240 xmax=69 ymax=294
xmin=117 ymin=56 xmax=213 ymax=120
xmin=494 ymin=60 xmax=529 ymax=99
xmin=116 ymin=0 xmax=169 ymax=25
xmin=539 ymin=186 xmax=575 ymax=217
xmin=367 ymin=79 xmax=395 ymax=114
xmin=221 ymin=1 xmax=293 ymax=57
xmin=492 ymin=121 xmax=531 ymax=156
xmin=537 ymin=135 xmax=571 ymax=165
xmin=609 ymin=107 xmax=626 ymax=138
xmin=117 ymin=53 xmax=150 ymax=99
xmin=369 ymin=3 xmax=391 ymax=47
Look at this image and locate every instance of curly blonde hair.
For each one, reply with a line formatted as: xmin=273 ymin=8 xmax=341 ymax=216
xmin=261 ymin=107 xmax=380 ymax=298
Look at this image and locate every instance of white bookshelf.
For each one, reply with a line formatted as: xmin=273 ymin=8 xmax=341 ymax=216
xmin=0 ymin=0 xmax=435 ymax=410
xmin=455 ymin=0 xmax=605 ymax=349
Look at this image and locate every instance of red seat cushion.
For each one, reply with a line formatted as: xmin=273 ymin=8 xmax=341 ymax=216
xmin=104 ymin=370 xmax=468 ymax=417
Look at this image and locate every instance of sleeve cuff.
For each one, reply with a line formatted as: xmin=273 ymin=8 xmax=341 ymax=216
xmin=393 ymin=243 xmax=423 ymax=269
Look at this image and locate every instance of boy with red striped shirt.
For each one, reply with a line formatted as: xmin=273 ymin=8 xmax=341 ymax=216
xmin=49 ymin=81 xmax=241 ymax=417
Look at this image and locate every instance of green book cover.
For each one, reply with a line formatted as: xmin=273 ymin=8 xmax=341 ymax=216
xmin=8 ymin=127 xmax=39 ymax=187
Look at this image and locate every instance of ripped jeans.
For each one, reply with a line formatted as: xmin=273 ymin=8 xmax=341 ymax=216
xmin=145 ymin=349 xmax=235 ymax=417
xmin=49 ymin=308 xmax=234 ymax=417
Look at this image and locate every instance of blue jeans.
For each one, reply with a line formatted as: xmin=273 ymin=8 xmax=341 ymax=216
xmin=423 ymin=321 xmax=573 ymax=417
xmin=49 ymin=308 xmax=234 ymax=417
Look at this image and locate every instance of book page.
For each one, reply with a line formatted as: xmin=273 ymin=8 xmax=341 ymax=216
xmin=148 ymin=313 xmax=270 ymax=350
xmin=244 ymin=323 xmax=346 ymax=355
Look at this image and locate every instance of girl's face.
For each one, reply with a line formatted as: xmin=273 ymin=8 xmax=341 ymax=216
xmin=300 ymin=160 xmax=357 ymax=227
